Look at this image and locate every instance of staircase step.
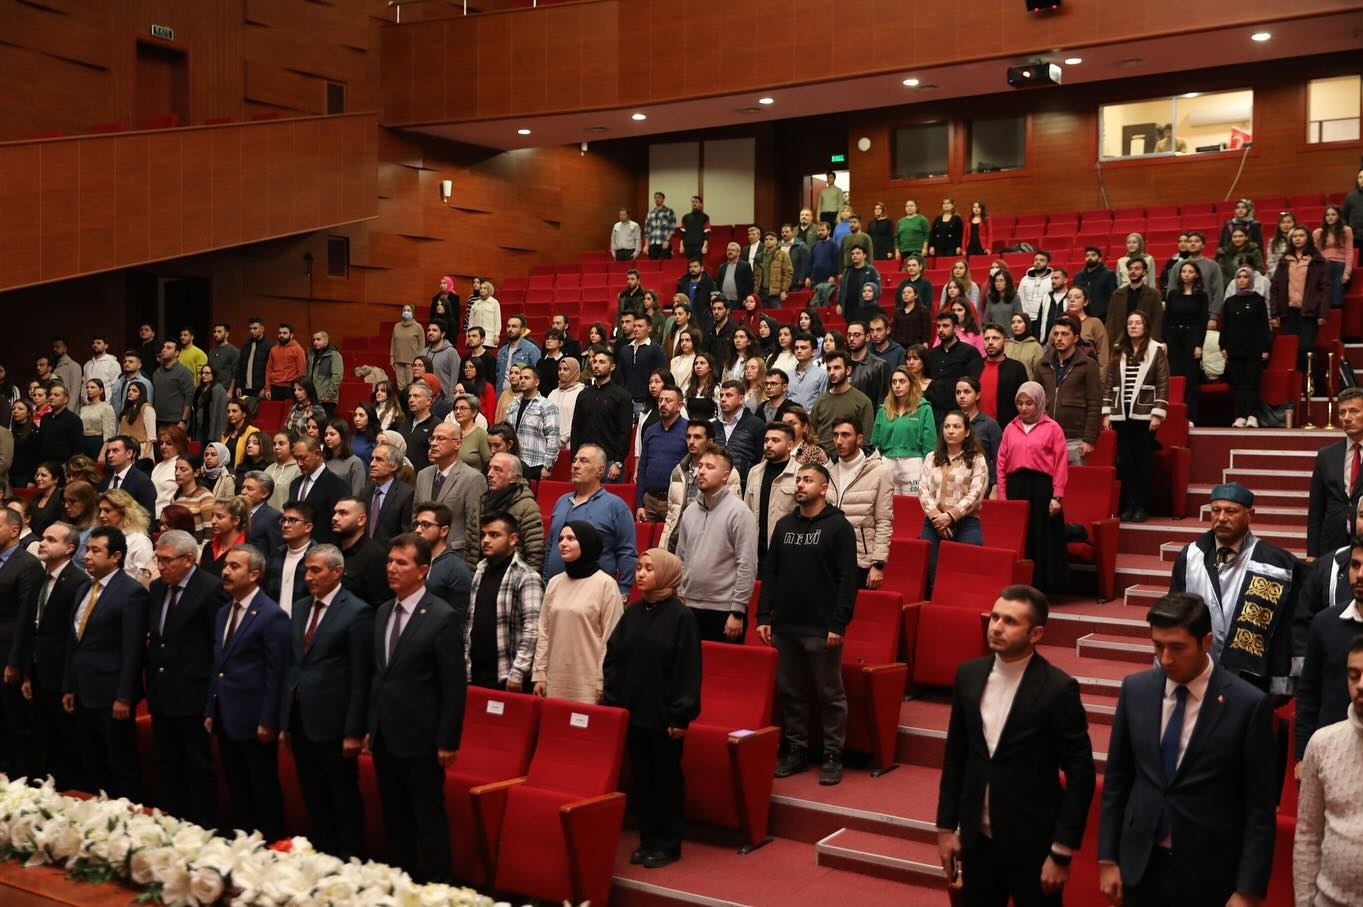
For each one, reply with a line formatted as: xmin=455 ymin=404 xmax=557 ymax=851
xmin=1126 ymin=521 xmax=1305 ymax=559
xmin=1041 ymin=608 xmax=1151 ymax=645
xmin=1115 ymin=554 xmax=1172 ymax=593
xmin=815 ymin=828 xmax=945 ymax=887
xmin=1122 ymin=583 xmax=1165 ymax=608
xmin=1197 ymin=503 xmax=1307 ymax=525
xmin=1077 ymin=632 xmax=1153 ymax=664
xmin=1187 ymin=484 xmax=1305 ymax=511
xmin=1227 ymin=449 xmax=1319 ymax=471
xmin=1221 ymin=467 xmax=1312 ymax=492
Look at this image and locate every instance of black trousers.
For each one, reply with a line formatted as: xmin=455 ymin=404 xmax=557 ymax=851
xmin=1163 ymin=324 xmax=1202 ymax=423
xmin=218 ymin=730 xmax=285 ymax=842
xmin=688 ymin=607 xmax=740 ymax=643
xmin=522 ymin=464 xmax=543 ymax=481
xmin=627 ymin=725 xmax=685 ymax=857
xmin=1124 ymin=847 xmax=1183 ymax=907
xmin=646 ymin=244 xmax=671 ymax=260
xmin=819 ymin=211 xmax=838 ymax=226
xmin=372 ymin=736 xmax=450 ymax=883
xmin=1281 ymin=309 xmax=1319 ymax=372
xmin=1114 ymin=419 xmax=1155 ymax=513
xmin=961 ymin=833 xmax=1060 ymax=907
xmin=73 ymin=704 xmax=139 ymax=801
xmin=681 ymin=243 xmax=704 ymax=262
xmin=1224 ymin=354 xmax=1265 ymax=418
xmin=152 ymin=711 xmax=217 ymax=828
xmin=290 ymin=710 xmax=363 ymax=860
xmin=774 ymin=632 xmax=847 ymax=759
xmin=29 ymin=675 xmax=74 ymax=788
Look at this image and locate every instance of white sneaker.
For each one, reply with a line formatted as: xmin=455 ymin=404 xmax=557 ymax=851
xmin=1232 ymin=417 xmax=1247 ymax=428
xmin=1246 ymin=415 xmax=1258 ymax=428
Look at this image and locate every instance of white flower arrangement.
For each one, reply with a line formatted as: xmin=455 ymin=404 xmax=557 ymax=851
xmin=0 ymin=775 xmax=530 ymax=907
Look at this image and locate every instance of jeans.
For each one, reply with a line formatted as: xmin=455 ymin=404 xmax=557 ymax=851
xmin=1326 ymin=259 xmax=1346 ymax=309
xmin=920 ymin=515 xmax=983 ymax=594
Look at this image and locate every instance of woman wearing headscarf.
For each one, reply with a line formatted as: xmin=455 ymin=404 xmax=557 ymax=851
xmin=996 ymin=381 xmax=1070 ymax=589
xmin=1214 ymin=268 xmax=1271 ymax=430
xmin=532 ymin=522 xmax=624 ymax=704
xmin=547 ymin=356 xmax=585 ymax=456
xmin=430 ymin=276 xmax=459 ymax=335
xmin=603 ymin=548 xmax=702 ymax=870
xmin=1115 ymin=232 xmax=1156 ymax=289
xmin=1102 ymin=310 xmax=1170 ymax=522
xmin=199 ymin=441 xmax=236 ymax=498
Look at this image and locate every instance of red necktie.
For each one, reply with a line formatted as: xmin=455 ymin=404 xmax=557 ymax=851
xmin=303 ymin=602 xmax=325 ymax=653
xmin=1352 ymin=444 xmax=1361 ymax=496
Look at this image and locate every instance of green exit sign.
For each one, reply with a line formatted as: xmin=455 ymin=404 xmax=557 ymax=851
xmin=830 ymin=154 xmax=846 ymax=164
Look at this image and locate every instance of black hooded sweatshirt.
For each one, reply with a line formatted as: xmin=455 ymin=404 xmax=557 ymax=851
xmin=757 ymin=503 xmax=859 ymax=636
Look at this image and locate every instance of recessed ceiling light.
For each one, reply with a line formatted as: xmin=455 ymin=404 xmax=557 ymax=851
xmin=1250 ymin=31 xmax=1271 ymax=42
xmin=757 ymin=97 xmax=774 ymax=105
xmin=1181 ymin=92 xmax=1201 ymax=99
xmin=1063 ymin=57 xmax=1082 ymax=65
xmin=902 ymin=78 xmax=920 ymax=87
xmin=631 ymin=112 xmax=647 ymax=121
xmin=516 ymin=128 xmax=531 ymax=135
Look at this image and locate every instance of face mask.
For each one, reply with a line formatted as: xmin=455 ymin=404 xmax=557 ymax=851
xmin=402 ymin=311 xmax=414 ymax=321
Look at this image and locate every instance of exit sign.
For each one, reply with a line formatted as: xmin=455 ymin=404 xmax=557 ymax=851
xmin=830 ymin=153 xmax=846 ymax=164
xmin=151 ymin=24 xmax=174 ymax=40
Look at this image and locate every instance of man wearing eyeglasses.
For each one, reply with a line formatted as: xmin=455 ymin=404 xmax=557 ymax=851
xmin=412 ymin=423 xmax=486 ymax=561
xmin=264 ymin=502 xmax=317 ymax=617
xmin=145 ymin=529 xmax=230 ymax=828
xmin=412 ymin=502 xmax=472 ymax=639
xmin=760 ymin=369 xmax=793 ymax=423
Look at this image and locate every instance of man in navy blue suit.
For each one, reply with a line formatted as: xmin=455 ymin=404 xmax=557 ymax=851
xmin=1099 ymin=593 xmax=1277 ymax=907
xmin=240 ymin=472 xmax=283 ymax=556
xmin=97 ymin=436 xmax=157 ymax=518
xmin=61 ymin=527 xmax=147 ymax=800
xmin=279 ymin=545 xmax=373 ymax=860
xmin=367 ymin=533 xmax=465 ymax=883
xmin=205 ymin=544 xmax=291 ymax=841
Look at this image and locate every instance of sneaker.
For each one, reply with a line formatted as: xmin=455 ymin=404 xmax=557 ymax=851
xmin=1246 ymin=415 xmax=1258 ymax=428
xmin=774 ymin=749 xmax=808 ymax=778
xmin=818 ymin=757 xmax=843 ymax=786
xmin=643 ymin=850 xmax=680 ymax=869
xmin=1232 ymin=417 xmax=1247 ymax=428
xmin=1129 ymin=508 xmax=1148 ymax=523
xmin=630 ymin=848 xmax=651 ymax=865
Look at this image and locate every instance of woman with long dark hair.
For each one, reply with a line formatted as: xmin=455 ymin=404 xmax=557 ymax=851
xmin=1163 ymin=261 xmax=1209 ymax=423
xmin=371 ymin=380 xmax=405 ymax=432
xmin=796 ymin=309 xmax=823 ymax=343
xmin=322 ymin=417 xmax=366 ymax=495
xmin=996 ymin=382 xmax=1070 ymax=589
xmin=984 ymin=268 xmax=1021 ymax=328
xmin=190 ymin=365 xmax=227 ymax=444
xmin=724 ymin=328 xmax=758 ymax=381
xmin=1265 ymin=211 xmax=1297 ymax=277
xmin=455 ymin=358 xmax=497 ymax=428
xmin=927 ymin=197 xmax=964 ymax=258
xmin=117 ymin=381 xmax=157 ymax=462
xmin=351 ymin=402 xmax=380 ymax=464
xmin=780 ymin=405 xmax=831 ymax=467
xmin=219 ymin=398 xmax=260 ymax=470
xmin=1004 ymin=313 xmax=1043 ymax=381
xmin=1314 ymin=204 xmax=1354 ymax=309
xmin=1270 ymin=225 xmax=1332 ymax=372
xmin=892 ymin=282 xmax=932 ymax=350
xmin=1102 ymin=310 xmax=1169 ymax=522
xmin=80 ymin=378 xmax=115 ymax=459
xmin=768 ymin=324 xmax=798 ymax=375
xmin=918 ymin=410 xmax=988 ymax=587
xmin=687 ymin=353 xmax=720 ymax=406
xmin=29 ymin=460 xmax=65 ymax=535
xmin=8 ymin=400 xmax=40 ymax=488
xmin=964 ymin=201 xmax=991 ymax=257
xmin=285 ymin=378 xmax=326 ymax=439
xmin=232 ymin=431 xmax=271 ymax=490
xmin=669 ymin=327 xmax=700 ymax=389
xmin=867 ymin=201 xmax=895 ymax=260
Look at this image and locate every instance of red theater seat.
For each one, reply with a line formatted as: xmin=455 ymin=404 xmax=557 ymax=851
xmin=1064 ymin=466 xmax=1121 ymax=601
xmin=841 ymin=590 xmax=909 ymax=774
xmin=254 ymin=400 xmax=289 ymax=434
xmin=481 ymin=700 xmax=627 ymax=907
xmin=909 ymin=606 xmax=988 ymax=689
xmin=980 ymin=498 xmax=1034 ymax=583
xmin=892 ymin=494 xmax=923 ymax=537
xmin=277 ymin=740 xmax=313 ymax=838
xmin=683 ymin=642 xmax=780 ymax=850
xmin=1150 ymin=402 xmax=1192 ymax=518
xmin=446 ymin=688 xmax=541 ymax=886
xmin=357 ymin=753 xmax=387 ymax=861
xmin=920 ymin=540 xmax=1020 ymax=611
xmin=143 ymin=113 xmax=180 ymax=130
xmin=882 ymin=537 xmax=930 ymax=604
xmin=1088 ymin=429 xmax=1117 ymax=467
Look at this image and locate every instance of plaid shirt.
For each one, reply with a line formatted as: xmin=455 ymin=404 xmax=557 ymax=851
xmin=466 ymin=553 xmax=544 ymax=686
xmin=504 ymin=394 xmax=560 ymax=469
xmin=644 ymin=205 xmax=677 ymax=247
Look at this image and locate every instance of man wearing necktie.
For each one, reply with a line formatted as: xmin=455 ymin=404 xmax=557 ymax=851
xmin=96 ymin=436 xmax=157 ymax=518
xmin=1307 ymin=388 xmax=1363 ymax=562
xmin=60 ymin=527 xmax=148 ymax=800
xmin=367 ymin=533 xmax=465 ymax=883
xmin=14 ymin=522 xmax=86 ymax=787
xmin=1099 ymin=593 xmax=1276 ymax=907
xmin=360 ymin=443 xmax=413 ymax=548
xmin=279 ymin=545 xmax=373 ymax=861
xmin=1169 ymin=482 xmax=1299 ymax=697
xmin=145 ymin=530 xmax=229 ymax=828
xmin=205 ymin=545 xmax=290 ymax=841
xmin=287 ymin=437 xmax=347 ymax=545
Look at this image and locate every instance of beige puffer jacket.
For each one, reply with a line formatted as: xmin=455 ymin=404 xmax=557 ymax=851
xmin=825 ymin=450 xmax=893 ymax=568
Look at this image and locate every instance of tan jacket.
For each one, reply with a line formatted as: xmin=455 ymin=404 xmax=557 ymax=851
xmin=743 ymin=456 xmax=799 ymax=545
xmin=464 ymin=477 xmax=545 ymax=571
xmin=391 ymin=320 xmax=426 ymax=366
xmin=659 ymin=454 xmax=741 ymax=550
xmin=825 ymin=451 xmax=893 ymax=568
xmin=756 ymin=247 xmax=793 ymax=298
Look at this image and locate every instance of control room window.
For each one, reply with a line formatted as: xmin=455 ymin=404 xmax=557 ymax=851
xmin=890 ymin=122 xmax=950 ymax=181
xmin=1307 ymin=76 xmax=1361 ymax=143
xmin=1099 ymin=89 xmax=1253 ymax=159
xmin=967 ymin=116 xmax=1026 ymax=174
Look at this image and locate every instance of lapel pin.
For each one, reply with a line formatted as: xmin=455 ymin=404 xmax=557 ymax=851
xmin=420 ymin=608 xmax=427 ymax=614
xmin=1217 ymin=694 xmax=1224 ymax=704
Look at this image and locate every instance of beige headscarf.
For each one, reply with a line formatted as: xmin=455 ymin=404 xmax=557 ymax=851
xmin=1015 ymin=381 xmax=1047 ymax=430
xmin=558 ymin=355 xmax=582 ymax=390
xmin=641 ymin=548 xmax=683 ymax=603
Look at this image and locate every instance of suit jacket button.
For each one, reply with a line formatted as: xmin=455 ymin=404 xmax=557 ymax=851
xmin=158 ymin=667 xmax=164 ymax=672
xmin=218 ymin=672 xmax=224 ymax=677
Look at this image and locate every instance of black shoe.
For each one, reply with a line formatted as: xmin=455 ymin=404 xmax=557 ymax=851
xmin=818 ymin=757 xmax=843 ymax=786
xmin=643 ymin=850 xmax=680 ymax=869
xmin=1129 ymin=508 xmax=1148 ymax=523
xmin=1119 ymin=508 xmax=1133 ymax=521
xmin=774 ymin=749 xmax=808 ymax=778
xmin=630 ymin=847 xmax=651 ymax=865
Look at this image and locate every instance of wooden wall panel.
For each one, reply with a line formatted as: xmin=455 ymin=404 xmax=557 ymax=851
xmin=38 ymin=143 xmax=79 ymax=278
xmin=75 ymin=143 xmax=117 ymax=274
xmin=146 ymin=133 xmax=184 ymax=262
xmin=114 ymin=136 xmax=152 ymax=265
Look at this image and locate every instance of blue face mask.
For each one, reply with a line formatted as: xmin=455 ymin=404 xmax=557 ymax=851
xmin=401 ymin=311 xmax=414 ymax=321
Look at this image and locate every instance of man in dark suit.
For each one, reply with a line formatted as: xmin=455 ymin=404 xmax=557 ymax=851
xmin=0 ymin=507 xmax=44 ymax=778
xmin=973 ymin=324 xmax=1030 ymax=428
xmin=14 ymin=521 xmax=86 ymax=787
xmin=713 ymin=242 xmax=755 ymax=309
xmin=240 ymin=471 xmax=283 ymax=555
xmin=98 ymin=436 xmax=157 ymax=518
xmin=362 ymin=443 xmax=413 ymax=548
xmin=279 ymin=545 xmax=373 ymax=860
xmin=265 ymin=502 xmax=317 ymax=616
xmin=145 ymin=529 xmax=228 ymax=828
xmin=1099 ymin=593 xmax=1277 ymax=907
xmin=712 ymin=381 xmax=766 ymax=490
xmin=368 ymin=533 xmax=465 ymax=883
xmin=1306 ymin=388 xmax=1363 ymax=560
xmin=61 ymin=527 xmax=147 ymax=800
xmin=288 ymin=436 xmax=347 ymax=545
xmin=937 ymin=585 xmax=1095 ymax=906
xmin=205 ymin=544 xmax=291 ymax=841
xmin=674 ymin=260 xmax=717 ymax=332
xmin=332 ymin=498 xmax=390 ymax=608
xmin=412 ymin=503 xmax=473 ymax=639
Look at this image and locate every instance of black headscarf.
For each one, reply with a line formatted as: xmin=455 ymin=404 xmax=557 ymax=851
xmin=562 ymin=520 xmax=603 ymax=580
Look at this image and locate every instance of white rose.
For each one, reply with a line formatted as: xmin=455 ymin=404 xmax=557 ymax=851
xmin=46 ymin=823 xmax=82 ymax=862
xmin=172 ymin=825 xmax=213 ymax=859
xmin=315 ymin=875 xmax=359 ymax=904
xmin=260 ymin=859 xmax=309 ymax=903
xmin=129 ymin=849 xmax=158 ymax=885
xmin=160 ymin=865 xmax=193 ymax=905
xmin=189 ymin=866 xmax=225 ymax=905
